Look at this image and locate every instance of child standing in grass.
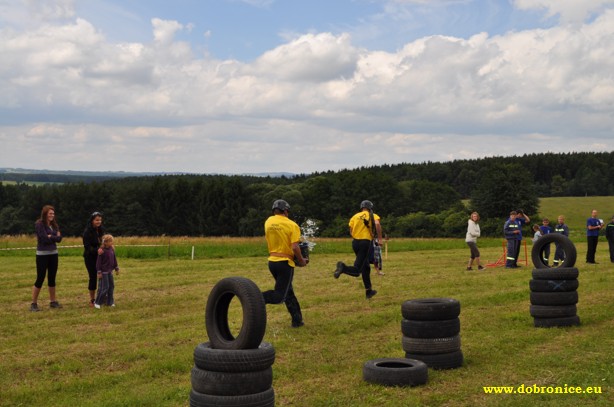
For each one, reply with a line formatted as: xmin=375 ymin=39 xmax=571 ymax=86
xmin=94 ymin=234 xmax=120 ymax=309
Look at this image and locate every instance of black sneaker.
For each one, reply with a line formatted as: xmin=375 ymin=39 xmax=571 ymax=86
xmin=50 ymin=301 xmax=62 ymax=309
xmin=478 ymin=265 xmax=485 ymax=270
xmin=30 ymin=303 xmax=40 ymax=312
xmin=466 ymin=267 xmax=473 ymax=271
xmin=291 ymin=321 xmax=304 ymax=328
xmin=366 ymin=289 xmax=377 ymax=299
xmin=334 ymin=262 xmax=345 ymax=279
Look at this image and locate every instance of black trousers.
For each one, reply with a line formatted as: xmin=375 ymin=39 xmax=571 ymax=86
xmin=608 ymin=239 xmax=614 ymax=262
xmin=342 ymin=239 xmax=373 ymax=291
xmin=84 ymin=255 xmax=98 ymax=291
xmin=586 ymin=236 xmax=599 ymax=262
xmin=263 ymin=261 xmax=302 ymax=325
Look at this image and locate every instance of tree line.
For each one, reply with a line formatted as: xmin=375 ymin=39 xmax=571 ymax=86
xmin=0 ymin=152 xmax=612 ymax=238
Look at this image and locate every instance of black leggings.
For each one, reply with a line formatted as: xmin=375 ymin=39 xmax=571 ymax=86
xmin=84 ymin=255 xmax=98 ymax=291
xmin=35 ymin=254 xmax=58 ymax=288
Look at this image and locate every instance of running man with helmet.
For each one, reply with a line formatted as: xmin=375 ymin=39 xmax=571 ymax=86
xmin=334 ymin=200 xmax=383 ymax=299
xmin=262 ymin=199 xmax=308 ymax=328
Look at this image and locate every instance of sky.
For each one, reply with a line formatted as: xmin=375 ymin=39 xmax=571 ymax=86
xmin=1 ymin=0 xmax=613 ymax=175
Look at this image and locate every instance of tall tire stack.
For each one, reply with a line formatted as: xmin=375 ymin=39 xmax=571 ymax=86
xmin=401 ymin=298 xmax=463 ymax=370
xmin=530 ymin=268 xmax=580 ymax=328
xmin=530 ymin=234 xmax=580 ymax=328
xmin=190 ymin=277 xmax=275 ymax=407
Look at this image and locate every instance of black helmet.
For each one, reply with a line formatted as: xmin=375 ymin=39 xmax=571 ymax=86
xmin=360 ymin=200 xmax=373 ymax=209
xmin=272 ymin=199 xmax=290 ymax=212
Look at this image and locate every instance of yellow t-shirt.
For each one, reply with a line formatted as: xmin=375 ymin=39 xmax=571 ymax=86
xmin=265 ymin=214 xmax=301 ymax=267
xmin=349 ymin=210 xmax=380 ymax=240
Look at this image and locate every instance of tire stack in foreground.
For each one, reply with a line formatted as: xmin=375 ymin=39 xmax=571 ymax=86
xmin=401 ymin=298 xmax=463 ymax=370
xmin=190 ymin=277 xmax=275 ymax=407
xmin=530 ymin=268 xmax=580 ymax=328
xmin=530 ymin=233 xmax=580 ymax=328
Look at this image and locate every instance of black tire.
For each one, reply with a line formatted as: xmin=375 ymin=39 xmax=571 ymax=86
xmin=401 ymin=335 xmax=461 ymax=354
xmin=532 ymin=234 xmax=576 ymax=269
xmin=401 ymin=298 xmax=461 ymax=320
xmin=194 ymin=342 xmax=275 ymax=373
xmin=534 ymin=315 xmax=581 ymax=328
xmin=189 ymin=388 xmax=274 ymax=407
xmin=531 ymin=267 xmax=579 ymax=280
xmin=530 ymin=291 xmax=578 ymax=306
xmin=405 ymin=350 xmax=464 ymax=370
xmin=529 ymin=279 xmax=578 ymax=292
xmin=401 ymin=318 xmax=460 ymax=338
xmin=530 ymin=304 xmax=577 ymax=318
xmin=191 ymin=366 xmax=272 ymax=396
xmin=205 ymin=277 xmax=267 ymax=350
xmin=362 ymin=358 xmax=428 ymax=387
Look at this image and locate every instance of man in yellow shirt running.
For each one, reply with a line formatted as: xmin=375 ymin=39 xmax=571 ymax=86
xmin=334 ymin=200 xmax=383 ymax=299
xmin=262 ymin=199 xmax=309 ymax=327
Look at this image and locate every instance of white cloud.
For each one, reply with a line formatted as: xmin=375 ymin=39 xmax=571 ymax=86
xmin=513 ymin=0 xmax=614 ymax=23
xmin=0 ymin=3 xmax=613 ymax=173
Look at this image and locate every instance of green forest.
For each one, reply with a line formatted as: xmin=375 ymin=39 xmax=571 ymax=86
xmin=1 ymin=152 xmax=613 ymax=238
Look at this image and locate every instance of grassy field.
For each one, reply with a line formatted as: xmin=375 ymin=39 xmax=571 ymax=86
xmin=1 ymin=235 xmax=613 ymax=407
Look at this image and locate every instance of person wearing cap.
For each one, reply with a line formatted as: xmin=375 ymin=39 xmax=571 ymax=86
xmin=334 ymin=200 xmax=383 ymax=299
xmin=83 ymin=211 xmax=105 ymax=307
xmin=605 ymin=215 xmax=614 ymax=263
xmin=586 ymin=209 xmax=603 ymax=264
xmin=262 ymin=199 xmax=308 ymax=328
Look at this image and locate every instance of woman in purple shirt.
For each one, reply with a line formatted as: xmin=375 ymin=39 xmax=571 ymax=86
xmin=31 ymin=205 xmax=63 ymax=311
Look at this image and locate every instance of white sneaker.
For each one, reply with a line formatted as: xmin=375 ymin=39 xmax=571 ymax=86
xmin=94 ymin=303 xmax=101 ymax=309
xmin=110 ymin=304 xmax=115 ymax=307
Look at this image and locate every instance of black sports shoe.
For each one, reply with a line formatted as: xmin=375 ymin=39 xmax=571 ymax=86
xmin=291 ymin=321 xmax=304 ymax=328
xmin=366 ymin=289 xmax=377 ymax=299
xmin=50 ymin=301 xmax=62 ymax=309
xmin=334 ymin=261 xmax=345 ymax=279
xmin=478 ymin=265 xmax=485 ymax=270
xmin=30 ymin=303 xmax=40 ymax=312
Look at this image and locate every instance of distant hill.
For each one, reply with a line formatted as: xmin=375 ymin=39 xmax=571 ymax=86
xmin=0 ymin=168 xmax=295 ymax=184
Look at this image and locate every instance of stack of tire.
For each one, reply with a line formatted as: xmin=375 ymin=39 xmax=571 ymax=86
xmin=190 ymin=277 xmax=275 ymax=407
xmin=401 ymin=298 xmax=463 ymax=370
xmin=530 ymin=233 xmax=580 ymax=328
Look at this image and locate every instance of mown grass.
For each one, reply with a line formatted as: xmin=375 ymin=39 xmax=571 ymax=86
xmin=1 ymin=236 xmax=612 ymax=407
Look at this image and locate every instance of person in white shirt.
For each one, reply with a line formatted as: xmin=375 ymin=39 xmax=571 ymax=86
xmin=465 ymin=212 xmax=484 ymax=270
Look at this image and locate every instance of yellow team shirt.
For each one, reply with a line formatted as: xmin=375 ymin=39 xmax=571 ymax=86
xmin=265 ymin=214 xmax=301 ymax=267
xmin=349 ymin=210 xmax=380 ymax=240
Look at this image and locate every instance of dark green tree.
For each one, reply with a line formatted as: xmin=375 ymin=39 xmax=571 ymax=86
xmin=470 ymin=163 xmax=538 ymax=219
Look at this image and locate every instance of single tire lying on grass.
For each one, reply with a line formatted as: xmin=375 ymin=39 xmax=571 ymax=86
xmin=529 ymin=304 xmax=577 ymax=318
xmin=529 ymin=279 xmax=578 ymax=292
xmin=189 ymin=388 xmax=274 ymax=407
xmin=362 ymin=358 xmax=428 ymax=387
xmin=401 ymin=318 xmax=461 ymax=338
xmin=531 ymin=233 xmax=577 ymax=269
xmin=205 ymin=277 xmax=267 ymax=350
xmin=530 ymin=291 xmax=578 ymax=306
xmin=405 ymin=350 xmax=464 ymax=370
xmin=193 ymin=342 xmax=275 ymax=373
xmin=531 ymin=267 xmax=579 ymax=281
xmin=401 ymin=298 xmax=461 ymax=321
xmin=191 ymin=366 xmax=272 ymax=396
xmin=401 ymin=335 xmax=461 ymax=354
xmin=534 ymin=315 xmax=581 ymax=328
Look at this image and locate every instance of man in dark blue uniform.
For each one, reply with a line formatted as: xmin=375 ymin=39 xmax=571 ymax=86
xmin=504 ymin=211 xmax=520 ymax=268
